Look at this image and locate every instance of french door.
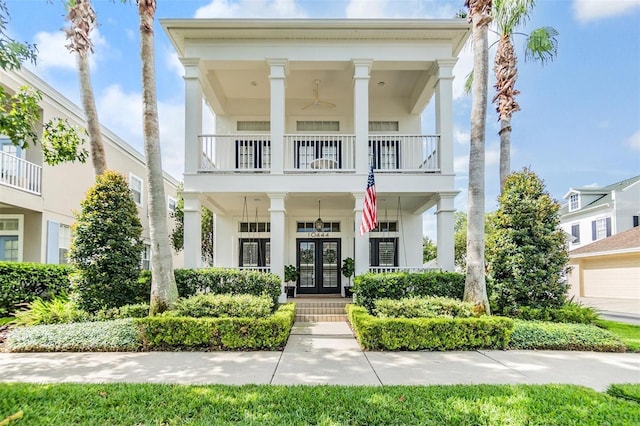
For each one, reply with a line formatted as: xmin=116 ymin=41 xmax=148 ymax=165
xmin=296 ymin=238 xmax=341 ymax=294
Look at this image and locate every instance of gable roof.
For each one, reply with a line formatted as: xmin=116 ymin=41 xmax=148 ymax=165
xmin=570 ymin=226 xmax=640 ymax=257
xmin=560 ymin=175 xmax=640 ymax=215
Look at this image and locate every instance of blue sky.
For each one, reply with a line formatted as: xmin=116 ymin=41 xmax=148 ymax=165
xmin=4 ymin=0 xmax=640 ymax=240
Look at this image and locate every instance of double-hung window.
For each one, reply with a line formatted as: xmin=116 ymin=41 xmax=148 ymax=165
xmin=129 ymin=173 xmax=143 ymax=205
xmin=569 ymin=194 xmax=580 ymax=211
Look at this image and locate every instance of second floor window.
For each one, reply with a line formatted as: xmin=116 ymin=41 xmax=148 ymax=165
xmin=129 ymin=173 xmax=143 ymax=205
xmin=569 ymin=193 xmax=580 ymax=211
xmin=571 ymin=224 xmax=580 ymax=244
xmin=592 ymin=217 xmax=611 ymax=241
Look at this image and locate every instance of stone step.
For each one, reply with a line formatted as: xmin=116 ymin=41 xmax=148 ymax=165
xmin=296 ymin=306 xmax=346 ymax=315
xmin=295 ymin=314 xmax=348 ymax=322
xmin=293 ymin=300 xmax=351 ymax=308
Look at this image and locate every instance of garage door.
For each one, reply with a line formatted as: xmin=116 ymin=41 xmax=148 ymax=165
xmin=582 ymin=256 xmax=640 ymax=300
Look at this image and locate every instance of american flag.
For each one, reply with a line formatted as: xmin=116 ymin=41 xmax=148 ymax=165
xmin=359 ymin=166 xmax=377 ymax=235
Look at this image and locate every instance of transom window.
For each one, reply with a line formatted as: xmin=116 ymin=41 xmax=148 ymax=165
xmin=0 ymin=218 xmax=19 ymax=231
xmin=239 ymin=222 xmax=270 ymax=233
xmin=237 ymin=121 xmax=270 ymax=131
xmin=369 ymin=121 xmax=399 ymax=132
xmin=297 ymin=222 xmax=340 ymax=232
xmin=296 ymin=121 xmax=340 ymax=132
xmin=569 ymin=194 xmax=580 ymax=211
xmin=371 ymin=221 xmax=398 ymax=232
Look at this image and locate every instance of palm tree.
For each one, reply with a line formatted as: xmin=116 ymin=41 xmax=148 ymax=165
xmin=493 ymin=0 xmax=558 ymax=192
xmin=64 ymin=0 xmax=107 ymax=175
xmin=137 ymin=0 xmax=178 ymax=314
xmin=464 ymin=0 xmax=492 ymax=314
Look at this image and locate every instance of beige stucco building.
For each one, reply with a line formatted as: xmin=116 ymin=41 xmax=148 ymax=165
xmin=0 ymin=67 xmax=183 ymax=269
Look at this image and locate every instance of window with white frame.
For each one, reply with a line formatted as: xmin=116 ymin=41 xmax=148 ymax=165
xmin=58 ymin=224 xmax=71 ymax=264
xmin=129 ymin=173 xmax=143 ymax=205
xmin=141 ymin=244 xmax=151 ymax=270
xmin=0 ymin=215 xmax=22 ymax=262
xmin=571 ymin=224 xmax=580 ymax=244
xmin=569 ymin=193 xmax=580 ymax=211
xmin=168 ymin=196 xmax=178 ymax=214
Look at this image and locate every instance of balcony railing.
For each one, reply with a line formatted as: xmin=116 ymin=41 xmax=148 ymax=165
xmin=0 ymin=151 xmax=42 ymax=195
xmin=198 ymin=134 xmax=440 ymax=173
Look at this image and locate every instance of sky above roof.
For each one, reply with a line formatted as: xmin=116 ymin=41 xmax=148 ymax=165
xmin=4 ymin=0 xmax=640 ymax=240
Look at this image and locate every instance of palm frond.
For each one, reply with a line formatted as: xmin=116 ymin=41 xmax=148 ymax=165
xmin=493 ymin=0 xmax=536 ymax=34
xmin=525 ymin=26 xmax=559 ymax=65
xmin=464 ymin=69 xmax=474 ymax=95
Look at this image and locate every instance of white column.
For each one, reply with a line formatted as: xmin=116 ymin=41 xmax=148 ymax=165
xmin=353 ymin=192 xmax=369 ymax=275
xmin=182 ymin=59 xmax=203 ymax=174
xmin=436 ymin=193 xmax=456 ymax=272
xmin=268 ymin=192 xmax=287 ymax=301
xmin=353 ymin=60 xmax=372 ymax=174
xmin=183 ymin=194 xmax=202 ymax=269
xmin=435 ymin=59 xmax=456 ymax=175
xmin=268 ymin=60 xmax=288 ymax=174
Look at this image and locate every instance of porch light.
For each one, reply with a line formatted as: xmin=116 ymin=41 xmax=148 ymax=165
xmin=315 ymin=200 xmax=324 ymax=232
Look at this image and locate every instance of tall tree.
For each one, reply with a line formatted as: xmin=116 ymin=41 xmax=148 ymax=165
xmin=493 ymin=0 xmax=558 ymax=191
xmin=64 ymin=0 xmax=107 ymax=175
xmin=464 ymin=0 xmax=492 ymax=314
xmin=137 ymin=0 xmax=177 ymax=314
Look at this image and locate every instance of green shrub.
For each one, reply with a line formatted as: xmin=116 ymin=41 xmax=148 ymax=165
xmin=374 ymin=297 xmax=476 ymax=319
xmin=0 ymin=262 xmax=72 ymax=316
xmin=512 ymin=302 xmax=600 ymax=324
xmin=135 ymin=303 xmax=295 ymax=351
xmin=608 ymin=384 xmax=640 ymax=403
xmin=347 ymin=305 xmax=513 ymax=351
xmin=166 ymin=294 xmax=272 ymax=318
xmin=94 ymin=303 xmax=150 ymax=320
xmin=139 ymin=268 xmax=281 ymax=310
xmin=487 ymin=169 xmax=570 ymax=315
xmin=69 ymin=171 xmax=144 ymax=313
xmin=7 ymin=319 xmax=140 ymax=352
xmin=13 ymin=295 xmax=88 ymax=326
xmin=353 ymin=271 xmax=467 ymax=312
xmin=509 ymin=320 xmax=626 ymax=352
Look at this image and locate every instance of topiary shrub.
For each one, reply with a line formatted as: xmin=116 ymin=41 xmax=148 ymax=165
xmin=0 ymin=262 xmax=73 ymax=316
xmin=487 ymin=168 xmax=570 ymax=315
xmin=165 ymin=294 xmax=272 ymax=318
xmin=68 ymin=171 xmax=144 ymax=313
xmin=353 ymin=271 xmax=467 ymax=313
xmin=374 ymin=297 xmax=476 ymax=319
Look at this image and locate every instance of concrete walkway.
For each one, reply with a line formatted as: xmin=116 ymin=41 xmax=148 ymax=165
xmin=579 ymin=297 xmax=640 ymax=325
xmin=1 ymin=321 xmax=639 ymax=391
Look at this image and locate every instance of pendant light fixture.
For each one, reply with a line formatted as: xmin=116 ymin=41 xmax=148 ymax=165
xmin=314 ymin=200 xmax=324 ymax=232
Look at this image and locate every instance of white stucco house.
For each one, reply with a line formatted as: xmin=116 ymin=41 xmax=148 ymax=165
xmin=560 ymin=175 xmax=640 ymax=252
xmin=161 ymin=19 xmax=470 ymax=296
xmin=0 ymin=67 xmax=183 ymax=268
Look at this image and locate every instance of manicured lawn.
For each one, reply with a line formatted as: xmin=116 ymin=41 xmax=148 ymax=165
xmin=595 ymin=319 xmax=640 ymax=352
xmin=608 ymin=383 xmax=640 ymax=403
xmin=1 ymin=383 xmax=639 ymax=425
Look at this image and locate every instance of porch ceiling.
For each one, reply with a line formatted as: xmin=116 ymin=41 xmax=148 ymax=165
xmin=198 ymin=192 xmax=439 ymax=217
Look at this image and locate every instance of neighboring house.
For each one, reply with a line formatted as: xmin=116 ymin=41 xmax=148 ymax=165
xmin=162 ymin=18 xmax=469 ymax=296
xmin=0 ymin=67 xmax=183 ymax=269
xmin=560 ymin=175 xmax=640 ymax=252
xmin=567 ymin=226 xmax=640 ymax=305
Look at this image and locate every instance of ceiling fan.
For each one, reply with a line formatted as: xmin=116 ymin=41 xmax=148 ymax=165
xmin=302 ymin=79 xmax=336 ymax=110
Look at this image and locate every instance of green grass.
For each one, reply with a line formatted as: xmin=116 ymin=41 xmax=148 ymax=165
xmin=595 ymin=319 xmax=640 ymax=352
xmin=1 ymin=383 xmax=639 ymax=425
xmin=608 ymin=383 xmax=640 ymax=403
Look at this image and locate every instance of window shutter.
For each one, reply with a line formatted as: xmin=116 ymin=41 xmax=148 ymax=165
xmin=633 ymin=215 xmax=639 ymax=227
xmin=46 ymin=221 xmax=60 ymax=264
xmin=591 ymin=221 xmax=596 ymax=241
xmin=606 ymin=217 xmax=612 ymax=237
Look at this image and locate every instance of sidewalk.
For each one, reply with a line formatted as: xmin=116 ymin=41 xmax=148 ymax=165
xmin=1 ymin=322 xmax=638 ymax=392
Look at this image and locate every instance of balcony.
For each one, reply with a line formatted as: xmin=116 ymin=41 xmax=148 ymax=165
xmin=0 ymin=151 xmax=42 ymax=195
xmin=198 ymin=134 xmax=440 ymax=173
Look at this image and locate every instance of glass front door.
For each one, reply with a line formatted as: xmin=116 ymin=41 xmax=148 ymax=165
xmin=296 ymin=238 xmax=340 ymax=294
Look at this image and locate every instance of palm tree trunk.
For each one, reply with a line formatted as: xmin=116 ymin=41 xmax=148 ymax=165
xmin=499 ymin=117 xmax=511 ymax=192
xmin=464 ymin=0 xmax=492 ymax=314
xmin=77 ymin=53 xmax=106 ymax=175
xmin=138 ymin=0 xmax=178 ymax=314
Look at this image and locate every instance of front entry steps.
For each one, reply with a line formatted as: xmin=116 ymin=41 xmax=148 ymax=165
xmin=293 ymin=297 xmax=351 ymax=322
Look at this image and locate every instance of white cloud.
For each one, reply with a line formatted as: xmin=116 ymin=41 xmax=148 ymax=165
xmin=346 ymin=0 xmax=459 ymax=19
xmin=573 ymin=0 xmax=640 ymax=23
xmin=33 ymin=29 xmax=107 ymax=72
xmin=195 ymin=0 xmax=306 ymax=18
xmin=454 ymin=128 xmax=469 ymax=145
xmin=97 ymin=84 xmax=185 ymax=180
xmin=626 ymin=129 xmax=640 ymax=151
xmin=165 ymin=50 xmax=184 ymax=80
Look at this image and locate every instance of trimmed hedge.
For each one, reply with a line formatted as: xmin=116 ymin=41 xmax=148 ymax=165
xmin=353 ymin=271 xmax=467 ymax=312
xmin=347 ymin=304 xmax=513 ymax=351
xmin=94 ymin=303 xmax=150 ymax=321
xmin=7 ymin=319 xmax=140 ymax=352
xmin=509 ymin=320 xmax=626 ymax=352
xmin=135 ymin=303 xmax=295 ymax=351
xmin=0 ymin=262 xmax=72 ymax=316
xmin=509 ymin=303 xmax=600 ymax=324
xmin=139 ymin=268 xmax=282 ymax=309
xmin=374 ymin=297 xmax=476 ymax=319
xmin=166 ymin=294 xmax=273 ymax=318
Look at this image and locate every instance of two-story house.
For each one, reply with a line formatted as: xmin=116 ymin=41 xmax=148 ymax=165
xmin=0 ymin=67 xmax=183 ymax=268
xmin=162 ymin=18 xmax=469 ymax=296
xmin=560 ymin=175 xmax=640 ymax=252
